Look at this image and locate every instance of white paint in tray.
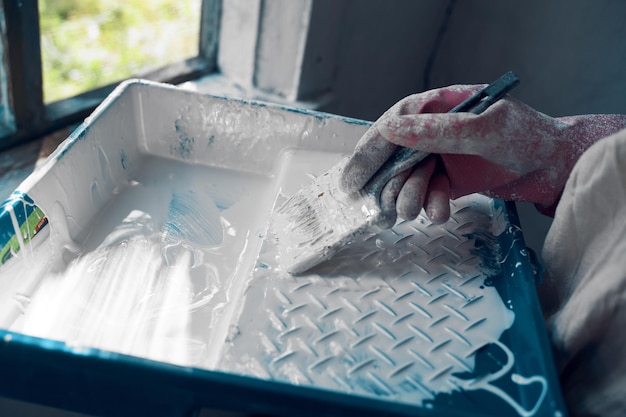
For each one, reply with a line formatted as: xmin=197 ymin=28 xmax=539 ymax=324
xmin=0 ymin=146 xmax=538 ymax=412
xmin=216 ymin=149 xmax=538 ymax=410
xmin=0 ymin=81 xmax=552 ymax=415
xmin=5 ymin=155 xmax=274 ymax=367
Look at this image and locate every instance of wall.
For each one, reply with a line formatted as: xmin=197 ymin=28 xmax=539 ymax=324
xmin=324 ymin=0 xmax=626 ymax=119
xmin=317 ymin=1 xmax=626 ymax=255
xmin=319 ymin=0 xmax=450 ymax=120
xmin=429 ymin=1 xmax=626 ymax=117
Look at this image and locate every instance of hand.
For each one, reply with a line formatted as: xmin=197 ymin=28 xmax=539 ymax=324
xmin=340 ymin=84 xmax=626 ymax=225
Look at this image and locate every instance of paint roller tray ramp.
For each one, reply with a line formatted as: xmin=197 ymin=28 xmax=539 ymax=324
xmin=0 ymin=80 xmax=566 ymax=417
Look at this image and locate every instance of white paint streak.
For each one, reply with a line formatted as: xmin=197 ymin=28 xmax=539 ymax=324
xmin=4 ymin=156 xmax=273 ymax=368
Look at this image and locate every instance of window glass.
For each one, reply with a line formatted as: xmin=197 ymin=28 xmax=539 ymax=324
xmin=39 ymin=0 xmax=202 ymax=103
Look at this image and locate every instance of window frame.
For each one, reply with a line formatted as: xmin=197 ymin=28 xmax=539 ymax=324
xmin=0 ymin=0 xmax=221 ymax=151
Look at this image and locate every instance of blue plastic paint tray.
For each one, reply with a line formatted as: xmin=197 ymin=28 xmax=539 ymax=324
xmin=0 ymin=80 xmax=566 ymax=417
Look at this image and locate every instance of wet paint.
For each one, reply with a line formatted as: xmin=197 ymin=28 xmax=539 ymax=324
xmin=0 ymin=80 xmax=564 ymax=416
xmin=220 ymin=154 xmax=517 ymax=409
xmin=9 ymin=156 xmax=274 ymax=367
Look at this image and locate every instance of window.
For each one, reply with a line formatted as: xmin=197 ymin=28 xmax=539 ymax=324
xmin=0 ymin=0 xmax=220 ymax=150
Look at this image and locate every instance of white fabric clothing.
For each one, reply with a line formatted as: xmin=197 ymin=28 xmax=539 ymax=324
xmin=540 ymin=128 xmax=626 ymax=417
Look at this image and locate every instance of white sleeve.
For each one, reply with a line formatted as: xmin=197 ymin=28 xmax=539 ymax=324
xmin=540 ymin=127 xmax=626 ymax=416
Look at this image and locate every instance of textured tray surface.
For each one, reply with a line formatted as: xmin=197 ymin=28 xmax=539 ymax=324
xmin=220 ymin=197 xmax=517 ymax=407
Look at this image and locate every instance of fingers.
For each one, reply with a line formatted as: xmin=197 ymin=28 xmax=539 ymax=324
xmin=378 ymin=168 xmax=413 ymax=229
xmin=424 ymin=168 xmax=451 ymax=224
xmin=396 ymin=156 xmax=451 ymax=224
xmin=339 ymin=127 xmax=398 ymax=193
xmin=394 ymin=84 xmax=484 ymax=115
xmin=377 ymin=111 xmax=486 ymax=152
xmin=340 ymin=85 xmax=493 ymax=194
xmin=396 ymin=155 xmax=437 ymax=219
xmin=379 ymin=156 xmax=451 ymax=227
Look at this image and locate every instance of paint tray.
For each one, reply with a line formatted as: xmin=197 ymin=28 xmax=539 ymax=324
xmin=0 ymin=80 xmax=566 ymax=417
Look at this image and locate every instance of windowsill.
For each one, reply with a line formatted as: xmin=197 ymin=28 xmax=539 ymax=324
xmin=179 ymin=73 xmax=335 ymax=111
xmin=0 ymin=127 xmax=74 ymax=201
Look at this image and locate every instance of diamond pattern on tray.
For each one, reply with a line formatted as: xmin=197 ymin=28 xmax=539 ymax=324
xmin=218 ymin=196 xmax=514 ymax=405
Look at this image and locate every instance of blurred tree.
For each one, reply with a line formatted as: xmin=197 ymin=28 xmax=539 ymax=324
xmin=39 ymin=0 xmax=201 ymax=102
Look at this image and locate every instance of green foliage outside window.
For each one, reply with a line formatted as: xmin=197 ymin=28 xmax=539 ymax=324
xmin=39 ymin=0 xmax=201 ymax=103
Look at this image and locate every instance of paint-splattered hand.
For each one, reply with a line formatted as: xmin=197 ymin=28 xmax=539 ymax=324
xmin=340 ymin=84 xmax=626 ymax=224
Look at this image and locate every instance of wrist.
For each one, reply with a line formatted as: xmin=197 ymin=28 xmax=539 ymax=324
xmin=557 ymin=114 xmax=626 ymax=151
xmin=556 ymin=114 xmax=626 ymax=176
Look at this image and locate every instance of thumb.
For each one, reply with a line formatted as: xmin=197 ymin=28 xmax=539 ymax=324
xmin=339 ymin=129 xmax=398 ymax=192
